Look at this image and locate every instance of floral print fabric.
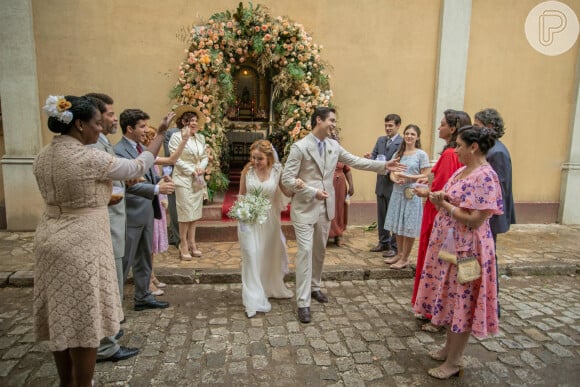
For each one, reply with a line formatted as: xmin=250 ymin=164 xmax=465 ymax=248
xmin=413 ymin=164 xmax=503 ymax=338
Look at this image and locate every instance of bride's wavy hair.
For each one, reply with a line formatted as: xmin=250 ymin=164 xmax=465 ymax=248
xmin=242 ymin=139 xmax=276 ymax=175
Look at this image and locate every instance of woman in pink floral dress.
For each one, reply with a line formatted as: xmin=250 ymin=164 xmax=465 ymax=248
xmin=413 ymin=125 xmax=503 ymax=380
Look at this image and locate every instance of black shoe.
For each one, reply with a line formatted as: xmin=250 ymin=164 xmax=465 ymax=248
xmin=311 ymin=290 xmax=328 ymax=303
xmin=134 ymin=299 xmax=170 ymax=311
xmin=114 ymin=329 xmax=124 ymax=340
xmin=96 ymin=346 xmax=139 ymax=363
xmin=370 ymin=244 xmax=388 ymax=252
xmin=298 ymin=307 xmax=311 ymax=323
xmin=382 ymin=248 xmax=397 ymax=258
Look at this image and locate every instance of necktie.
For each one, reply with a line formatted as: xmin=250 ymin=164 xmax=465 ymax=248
xmin=386 ymin=137 xmax=392 ymax=149
xmin=318 ymin=141 xmax=324 ymax=156
xmin=136 ymin=143 xmax=143 ymax=154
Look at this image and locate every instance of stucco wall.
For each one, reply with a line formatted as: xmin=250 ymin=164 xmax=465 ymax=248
xmin=26 ymin=0 xmax=580 ymax=210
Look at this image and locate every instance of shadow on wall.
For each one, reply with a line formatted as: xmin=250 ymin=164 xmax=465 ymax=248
xmin=0 ymin=101 xmax=5 ymax=229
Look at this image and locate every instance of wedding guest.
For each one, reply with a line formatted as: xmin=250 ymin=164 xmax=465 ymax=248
xmin=237 ymin=139 xmax=294 ymax=318
xmin=383 ymin=125 xmax=430 ymax=269
xmin=282 ymin=107 xmax=406 ymax=323
xmin=365 ymin=114 xmax=403 ymax=257
xmin=115 ymin=109 xmax=175 ymax=311
xmin=142 ymin=126 xmax=190 ymax=295
xmin=328 ymin=128 xmax=354 ymax=247
xmin=413 ymin=125 xmax=503 ymax=380
xmin=85 ymin=92 xmax=138 ymax=363
xmin=33 ymin=95 xmax=172 ymax=386
xmin=168 ymin=105 xmax=209 ymax=261
xmin=412 ymin=110 xmax=470 ymax=329
xmin=474 ymin=108 xmax=516 ymax=317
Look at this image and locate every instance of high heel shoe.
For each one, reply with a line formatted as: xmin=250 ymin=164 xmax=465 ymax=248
xmin=390 ymin=261 xmax=409 ymax=270
xmin=152 ymin=277 xmax=167 ymax=288
xmin=427 ymin=365 xmax=463 ymax=379
xmin=189 ymin=245 xmax=202 ymax=257
xmin=179 ymin=245 xmax=193 ymax=261
xmin=383 ymin=255 xmax=401 ymax=265
xmin=150 ymin=283 xmax=164 ymax=296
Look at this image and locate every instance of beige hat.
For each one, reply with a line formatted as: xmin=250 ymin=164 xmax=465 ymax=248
xmin=173 ymin=105 xmax=207 ymax=127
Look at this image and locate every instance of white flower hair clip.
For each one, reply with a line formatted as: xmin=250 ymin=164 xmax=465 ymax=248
xmin=43 ymin=95 xmax=73 ymax=124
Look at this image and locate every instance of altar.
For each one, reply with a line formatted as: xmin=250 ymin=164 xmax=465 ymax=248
xmin=225 ymin=123 xmax=269 ymax=167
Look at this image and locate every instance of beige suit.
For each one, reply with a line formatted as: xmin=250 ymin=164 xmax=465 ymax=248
xmin=282 ymin=133 xmax=386 ymax=307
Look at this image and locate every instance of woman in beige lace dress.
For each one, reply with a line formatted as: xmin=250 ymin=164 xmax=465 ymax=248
xmin=34 ymin=95 xmax=174 ymax=386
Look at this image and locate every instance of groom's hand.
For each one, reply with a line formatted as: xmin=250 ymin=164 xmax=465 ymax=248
xmin=315 ymin=190 xmax=329 ymax=200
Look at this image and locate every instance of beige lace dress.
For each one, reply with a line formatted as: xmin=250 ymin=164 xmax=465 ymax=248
xmin=33 ymin=135 xmax=153 ymax=351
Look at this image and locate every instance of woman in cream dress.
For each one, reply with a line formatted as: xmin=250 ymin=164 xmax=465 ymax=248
xmin=168 ymin=106 xmax=208 ymax=260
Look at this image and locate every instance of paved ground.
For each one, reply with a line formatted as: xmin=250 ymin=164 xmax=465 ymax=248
xmin=1 ymin=276 xmax=579 ymax=386
xmin=1 ymin=224 xmax=579 ymax=385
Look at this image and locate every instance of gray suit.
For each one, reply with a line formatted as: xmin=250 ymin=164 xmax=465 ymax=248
xmin=89 ymin=134 xmax=124 ymax=358
xmin=114 ymin=136 xmax=160 ymax=304
xmin=164 ymin=127 xmax=181 ymax=246
xmin=282 ymin=134 xmax=386 ymax=307
xmin=370 ymin=134 xmax=402 ymax=248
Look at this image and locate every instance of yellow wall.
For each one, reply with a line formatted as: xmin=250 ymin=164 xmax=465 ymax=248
xmin=465 ymin=0 xmax=580 ymax=202
xmin=31 ymin=0 xmax=441 ymax=202
xmin=29 ymin=0 xmax=578 ymax=204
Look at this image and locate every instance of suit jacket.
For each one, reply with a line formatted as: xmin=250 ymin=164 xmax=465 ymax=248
xmin=487 ymin=140 xmax=516 ymax=234
xmin=162 ymin=127 xmax=180 ymax=175
xmin=88 ymin=134 xmax=126 ymax=258
xmin=370 ymin=134 xmax=403 ymax=196
xmin=282 ymin=133 xmax=386 ymax=224
xmin=114 ymin=137 xmax=162 ymax=226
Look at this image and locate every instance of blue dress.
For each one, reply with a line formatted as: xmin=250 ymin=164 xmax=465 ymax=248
xmin=384 ymin=150 xmax=430 ymax=238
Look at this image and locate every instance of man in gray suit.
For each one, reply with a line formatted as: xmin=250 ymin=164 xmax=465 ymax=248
xmin=164 ymin=126 xmax=181 ymax=247
xmin=86 ymin=93 xmax=139 ymax=362
xmin=282 ymin=107 xmax=405 ymax=323
xmin=365 ymin=114 xmax=403 ymax=257
xmin=115 ymin=109 xmax=175 ymax=311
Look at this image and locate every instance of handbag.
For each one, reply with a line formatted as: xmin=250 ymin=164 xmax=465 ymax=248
xmin=457 ymin=256 xmax=482 ymax=284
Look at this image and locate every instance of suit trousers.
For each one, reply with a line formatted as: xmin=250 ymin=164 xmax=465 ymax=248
xmin=293 ymin=207 xmax=331 ymax=308
xmin=377 ymin=193 xmax=396 ymax=248
xmin=97 ymin=255 xmax=124 ymax=359
xmin=123 ymin=223 xmax=154 ymax=303
xmin=167 ymin=192 xmax=180 ymax=246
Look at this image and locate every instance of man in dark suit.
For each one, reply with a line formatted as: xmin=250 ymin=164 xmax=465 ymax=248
xmin=115 ymin=109 xmax=175 ymax=311
xmin=474 ymin=108 xmax=516 ymax=318
xmin=365 ymin=114 xmax=403 ymax=258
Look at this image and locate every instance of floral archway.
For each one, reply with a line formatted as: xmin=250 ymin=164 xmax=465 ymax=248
xmin=170 ymin=2 xmax=333 ymax=199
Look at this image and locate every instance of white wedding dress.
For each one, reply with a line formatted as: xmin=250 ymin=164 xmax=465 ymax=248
xmin=239 ymin=163 xmax=293 ymax=317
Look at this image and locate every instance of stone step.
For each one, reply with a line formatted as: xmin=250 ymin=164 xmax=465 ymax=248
xmin=196 ymin=220 xmax=296 ymax=242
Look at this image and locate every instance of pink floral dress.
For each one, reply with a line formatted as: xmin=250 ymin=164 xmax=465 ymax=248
xmin=413 ymin=164 xmax=503 ymax=338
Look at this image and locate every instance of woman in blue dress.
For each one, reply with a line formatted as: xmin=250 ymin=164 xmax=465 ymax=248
xmin=384 ymin=124 xmax=430 ymax=269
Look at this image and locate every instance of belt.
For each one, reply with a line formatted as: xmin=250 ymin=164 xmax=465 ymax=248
xmin=45 ymin=205 xmax=107 ymax=218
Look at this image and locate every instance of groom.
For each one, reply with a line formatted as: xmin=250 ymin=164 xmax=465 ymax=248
xmin=282 ymin=107 xmax=405 ymax=323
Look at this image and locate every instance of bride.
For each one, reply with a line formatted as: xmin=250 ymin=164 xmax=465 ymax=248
xmin=238 ymin=140 xmax=296 ymax=318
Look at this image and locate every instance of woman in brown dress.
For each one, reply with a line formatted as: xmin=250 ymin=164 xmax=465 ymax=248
xmin=33 ymin=95 xmax=173 ymax=386
xmin=328 ymin=129 xmax=354 ymax=247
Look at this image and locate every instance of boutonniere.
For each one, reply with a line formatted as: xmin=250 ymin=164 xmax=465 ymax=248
xmin=328 ymin=149 xmax=332 ymax=155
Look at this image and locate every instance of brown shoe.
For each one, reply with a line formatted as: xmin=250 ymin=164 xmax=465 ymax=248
xmin=370 ymin=244 xmax=388 ymax=252
xmin=298 ymin=307 xmax=311 ymax=323
xmin=382 ymin=248 xmax=397 ymax=258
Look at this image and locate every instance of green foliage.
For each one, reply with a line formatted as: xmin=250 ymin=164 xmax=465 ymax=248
xmin=206 ymin=171 xmax=230 ymax=202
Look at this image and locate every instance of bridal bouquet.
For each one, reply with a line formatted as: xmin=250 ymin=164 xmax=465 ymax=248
xmin=228 ymin=187 xmax=272 ymax=225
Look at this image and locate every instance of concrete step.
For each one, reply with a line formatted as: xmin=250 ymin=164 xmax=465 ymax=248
xmin=196 ymin=220 xmax=296 ymax=242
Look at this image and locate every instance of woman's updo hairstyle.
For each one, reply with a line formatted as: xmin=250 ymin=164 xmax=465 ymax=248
xmin=457 ymin=125 xmax=497 ymax=155
xmin=47 ymin=95 xmax=99 ymax=134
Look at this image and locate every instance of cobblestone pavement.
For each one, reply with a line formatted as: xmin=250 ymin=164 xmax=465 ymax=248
xmin=1 ymin=276 xmax=578 ymax=386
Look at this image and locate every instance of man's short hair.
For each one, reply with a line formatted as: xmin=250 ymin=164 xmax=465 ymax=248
xmin=384 ymin=114 xmax=401 ymax=125
xmin=310 ymin=107 xmax=336 ymax=128
xmin=119 ymin=109 xmax=150 ymax=134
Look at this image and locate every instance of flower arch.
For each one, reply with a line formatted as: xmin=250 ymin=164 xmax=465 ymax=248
xmin=170 ymin=2 xmax=333 ymax=198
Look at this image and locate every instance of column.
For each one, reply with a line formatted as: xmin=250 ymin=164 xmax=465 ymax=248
xmin=0 ymin=0 xmax=44 ymax=230
xmin=559 ymin=48 xmax=580 ymax=224
xmin=430 ymin=0 xmax=472 ymax=159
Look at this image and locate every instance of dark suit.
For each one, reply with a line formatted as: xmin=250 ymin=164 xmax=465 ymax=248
xmin=370 ymin=134 xmax=403 ymax=248
xmin=487 ymin=139 xmax=515 ymax=318
xmin=164 ymin=127 xmax=181 ymax=246
xmin=114 ymin=137 xmax=161 ymax=304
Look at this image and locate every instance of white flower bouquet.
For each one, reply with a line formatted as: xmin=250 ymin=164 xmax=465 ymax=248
xmin=228 ymin=187 xmax=272 ymax=225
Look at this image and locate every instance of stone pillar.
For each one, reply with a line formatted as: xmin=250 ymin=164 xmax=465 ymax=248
xmin=430 ymin=0 xmax=472 ymax=159
xmin=559 ymin=49 xmax=580 ymax=225
xmin=0 ymin=0 xmax=44 ymax=230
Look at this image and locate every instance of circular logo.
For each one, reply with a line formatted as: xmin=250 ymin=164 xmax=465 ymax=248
xmin=525 ymin=1 xmax=579 ymax=56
